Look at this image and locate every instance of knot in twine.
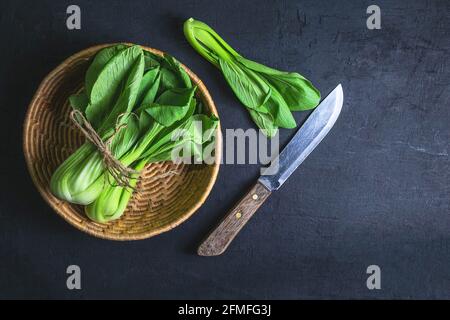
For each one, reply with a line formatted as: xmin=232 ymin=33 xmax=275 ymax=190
xmin=70 ymin=109 xmax=140 ymax=190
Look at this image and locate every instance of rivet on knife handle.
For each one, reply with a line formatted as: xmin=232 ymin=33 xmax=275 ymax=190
xmin=197 ymin=181 xmax=271 ymax=256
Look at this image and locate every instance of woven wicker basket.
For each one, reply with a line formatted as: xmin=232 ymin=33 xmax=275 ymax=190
xmin=23 ymin=44 xmax=221 ymax=240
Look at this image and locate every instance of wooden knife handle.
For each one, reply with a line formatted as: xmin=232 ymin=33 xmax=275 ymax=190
xmin=198 ymin=181 xmax=271 ymax=256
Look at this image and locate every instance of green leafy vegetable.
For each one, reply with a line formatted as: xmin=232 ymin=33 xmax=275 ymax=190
xmin=136 ymin=67 xmax=160 ymax=106
xmin=85 ymin=159 xmax=146 ymax=223
xmin=146 ymin=87 xmax=196 ymax=126
xmin=68 ymin=91 xmax=89 ymax=112
xmin=50 ymin=44 xmax=219 ymax=222
xmin=218 ymin=58 xmax=271 ymax=111
xmin=86 ymin=45 xmax=143 ymax=130
xmin=183 ymin=18 xmax=321 ymax=136
xmin=85 ymin=44 xmax=127 ymax=98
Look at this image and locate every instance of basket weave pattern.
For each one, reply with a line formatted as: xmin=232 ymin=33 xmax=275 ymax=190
xmin=23 ymin=45 xmax=221 ymax=240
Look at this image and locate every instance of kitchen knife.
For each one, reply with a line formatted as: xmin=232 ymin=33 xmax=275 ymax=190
xmin=198 ymin=84 xmax=344 ymax=256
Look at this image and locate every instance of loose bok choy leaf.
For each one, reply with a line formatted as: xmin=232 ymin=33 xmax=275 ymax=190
xmin=183 ymin=18 xmax=321 ymax=137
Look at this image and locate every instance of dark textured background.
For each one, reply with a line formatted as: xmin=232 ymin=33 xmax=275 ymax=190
xmin=0 ymin=0 xmax=449 ymax=299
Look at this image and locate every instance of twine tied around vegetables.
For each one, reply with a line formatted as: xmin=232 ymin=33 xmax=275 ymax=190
xmin=49 ymin=44 xmax=219 ymax=223
xmin=70 ymin=109 xmax=140 ymax=190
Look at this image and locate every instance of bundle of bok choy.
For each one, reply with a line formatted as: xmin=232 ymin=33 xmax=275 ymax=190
xmin=50 ymin=44 xmax=218 ymax=223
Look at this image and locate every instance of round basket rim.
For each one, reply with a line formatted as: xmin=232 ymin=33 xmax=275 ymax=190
xmin=23 ymin=43 xmax=222 ymax=241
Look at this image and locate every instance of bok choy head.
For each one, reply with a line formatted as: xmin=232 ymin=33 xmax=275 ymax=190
xmin=184 ymin=18 xmax=321 ymax=137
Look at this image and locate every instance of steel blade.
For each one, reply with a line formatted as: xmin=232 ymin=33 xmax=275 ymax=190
xmin=259 ymin=84 xmax=343 ymax=191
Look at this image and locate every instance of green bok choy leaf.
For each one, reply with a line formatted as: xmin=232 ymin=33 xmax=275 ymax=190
xmin=183 ymin=18 xmax=320 ymax=137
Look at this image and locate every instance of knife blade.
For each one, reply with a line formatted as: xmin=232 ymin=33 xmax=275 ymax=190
xmin=259 ymin=84 xmax=344 ymax=191
xmin=198 ymin=84 xmax=344 ymax=256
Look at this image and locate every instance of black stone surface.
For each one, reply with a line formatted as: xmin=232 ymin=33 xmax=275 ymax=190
xmin=0 ymin=0 xmax=449 ymax=299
